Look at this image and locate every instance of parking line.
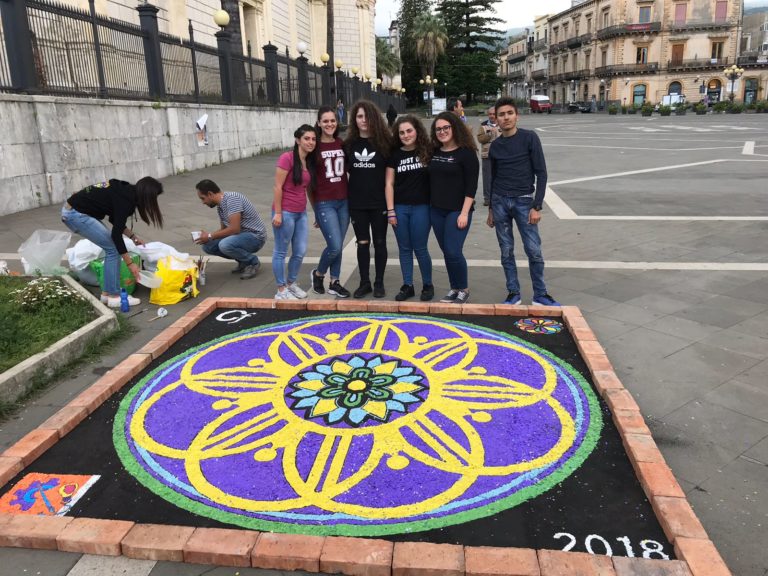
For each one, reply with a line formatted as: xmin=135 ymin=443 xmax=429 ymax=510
xmin=743 ymin=141 xmax=755 ymax=155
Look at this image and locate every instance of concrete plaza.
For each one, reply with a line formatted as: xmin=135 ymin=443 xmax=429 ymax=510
xmin=0 ymin=111 xmax=766 ymax=575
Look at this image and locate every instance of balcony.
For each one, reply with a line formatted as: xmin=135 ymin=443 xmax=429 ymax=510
xmin=565 ymin=68 xmax=591 ymax=80
xmin=507 ymin=52 xmax=527 ymax=64
xmin=532 ymin=38 xmax=548 ymax=52
xmin=595 ymin=62 xmax=660 ymax=76
xmin=549 ymin=40 xmax=568 ymax=54
xmin=531 ymin=69 xmax=548 ymax=80
xmin=737 ymin=54 xmax=768 ymax=67
xmin=506 ymin=69 xmax=525 ymax=80
xmin=550 ymin=72 xmax=566 ymax=83
xmin=666 ymin=57 xmax=730 ymax=72
xmin=596 ymin=21 xmax=661 ymax=40
xmin=667 ymin=18 xmax=733 ymax=33
xmin=567 ymin=37 xmax=581 ymax=49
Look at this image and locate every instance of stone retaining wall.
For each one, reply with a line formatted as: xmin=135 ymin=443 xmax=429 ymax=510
xmin=0 ymin=94 xmax=315 ymax=217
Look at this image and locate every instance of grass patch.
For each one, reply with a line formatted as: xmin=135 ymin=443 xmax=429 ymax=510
xmin=0 ymin=310 xmax=135 ymax=422
xmin=0 ymin=276 xmax=98 ymax=373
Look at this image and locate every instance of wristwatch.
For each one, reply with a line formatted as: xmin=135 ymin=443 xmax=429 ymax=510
xmin=532 ymin=205 xmax=542 ymax=211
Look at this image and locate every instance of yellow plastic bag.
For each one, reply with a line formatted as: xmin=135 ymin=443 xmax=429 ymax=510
xmin=149 ymin=255 xmax=199 ymax=305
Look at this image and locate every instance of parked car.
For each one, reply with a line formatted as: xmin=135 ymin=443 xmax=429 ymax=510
xmin=567 ymin=101 xmax=593 ymax=113
xmin=530 ymin=95 xmax=552 ymax=114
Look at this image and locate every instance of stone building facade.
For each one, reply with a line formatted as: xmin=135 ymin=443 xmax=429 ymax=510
xmin=509 ymin=0 xmax=767 ymax=107
xmin=63 ymin=0 xmax=376 ymax=76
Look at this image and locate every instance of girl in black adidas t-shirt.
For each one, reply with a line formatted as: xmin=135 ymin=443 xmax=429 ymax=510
xmin=344 ymin=100 xmax=393 ymax=298
xmin=385 ymin=115 xmax=434 ymax=302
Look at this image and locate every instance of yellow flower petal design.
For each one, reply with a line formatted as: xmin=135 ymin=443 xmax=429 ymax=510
xmin=330 ymin=360 xmax=352 ymax=375
xmin=390 ymin=382 xmax=422 ymax=394
xmin=374 ymin=361 xmax=398 ymax=374
xmin=312 ymin=398 xmax=338 ymax=416
xmin=363 ymin=401 xmax=388 ymax=419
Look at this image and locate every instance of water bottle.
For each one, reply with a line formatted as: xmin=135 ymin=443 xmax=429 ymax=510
xmin=120 ymin=288 xmax=130 ymax=313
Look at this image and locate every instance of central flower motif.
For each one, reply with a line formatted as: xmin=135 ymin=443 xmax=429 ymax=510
xmin=287 ymin=354 xmax=427 ymax=427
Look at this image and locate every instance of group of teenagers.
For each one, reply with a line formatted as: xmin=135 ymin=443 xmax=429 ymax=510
xmin=61 ymin=96 xmax=559 ymax=309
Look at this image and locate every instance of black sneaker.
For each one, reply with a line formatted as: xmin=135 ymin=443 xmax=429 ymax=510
xmin=439 ymin=289 xmax=459 ymax=303
xmin=420 ymin=284 xmax=435 ymax=301
xmin=328 ymin=280 xmax=350 ymax=298
xmin=373 ymin=282 xmax=386 ymax=298
xmin=453 ymin=289 xmax=470 ymax=304
xmin=310 ymin=269 xmax=325 ymax=294
xmin=502 ymin=292 xmax=522 ymax=305
xmin=231 ymin=262 xmax=247 ymax=274
xmin=353 ymin=281 xmax=372 ymax=299
xmin=395 ymin=284 xmax=415 ymax=301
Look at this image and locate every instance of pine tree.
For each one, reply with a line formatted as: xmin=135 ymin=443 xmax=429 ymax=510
xmin=397 ymin=0 xmax=433 ymax=103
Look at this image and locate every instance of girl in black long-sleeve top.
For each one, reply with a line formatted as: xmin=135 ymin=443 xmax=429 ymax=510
xmin=427 ymin=112 xmax=479 ymax=304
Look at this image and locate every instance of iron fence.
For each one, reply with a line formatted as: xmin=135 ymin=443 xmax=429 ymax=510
xmin=0 ymin=0 xmax=405 ymax=111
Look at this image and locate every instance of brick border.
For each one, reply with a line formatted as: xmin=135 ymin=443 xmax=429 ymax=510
xmin=0 ymin=299 xmax=731 ymax=576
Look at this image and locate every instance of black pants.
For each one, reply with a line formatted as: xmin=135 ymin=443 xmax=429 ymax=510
xmin=350 ymin=208 xmax=388 ymax=284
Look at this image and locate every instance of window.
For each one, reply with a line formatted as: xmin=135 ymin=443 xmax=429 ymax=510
xmin=585 ymin=53 xmax=591 ymax=70
xmin=572 ymin=53 xmax=578 ymax=70
xmin=671 ymin=44 xmax=684 ymax=64
xmin=715 ymin=1 xmax=727 ymax=21
xmin=668 ymin=81 xmax=682 ymax=94
xmin=636 ymin=47 xmax=648 ymax=63
xmin=602 ymin=10 xmax=610 ymax=28
xmin=674 ymin=4 xmax=686 ymax=24
xmin=711 ymin=41 xmax=724 ymax=60
xmin=575 ymin=21 xmax=580 ymax=35
xmin=633 ymin=84 xmax=647 ymax=106
xmin=601 ymin=49 xmax=607 ymax=66
xmin=587 ymin=17 xmax=592 ymax=32
xmin=639 ymin=6 xmax=651 ymax=23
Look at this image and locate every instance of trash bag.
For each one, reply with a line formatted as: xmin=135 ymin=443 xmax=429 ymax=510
xmin=135 ymin=242 xmax=189 ymax=272
xmin=89 ymin=253 xmax=141 ymax=294
xmin=19 ymin=229 xmax=71 ymax=275
xmin=149 ymin=255 xmax=199 ymax=305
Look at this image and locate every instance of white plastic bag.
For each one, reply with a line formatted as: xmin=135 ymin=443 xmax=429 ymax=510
xmin=65 ymin=237 xmax=139 ymax=271
xmin=19 ymin=229 xmax=72 ymax=275
xmin=136 ymin=242 xmax=189 ymax=272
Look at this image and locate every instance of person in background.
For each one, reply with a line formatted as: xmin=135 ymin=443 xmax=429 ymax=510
xmin=427 ymin=112 xmax=478 ymax=304
xmin=448 ymin=97 xmax=467 ymax=122
xmin=62 ymin=177 xmax=164 ymax=308
xmin=386 ymin=103 xmax=398 ymax=127
xmin=476 ymin=106 xmax=501 ymax=207
xmin=344 ymin=100 xmax=393 ymax=298
xmin=310 ymin=106 xmax=351 ymax=298
xmin=336 ymin=99 xmax=345 ymax=125
xmin=271 ymin=124 xmax=316 ymax=300
xmin=195 ymin=179 xmax=267 ymax=280
xmin=385 ymin=114 xmax=434 ymax=302
xmin=486 ymin=96 xmax=559 ymax=307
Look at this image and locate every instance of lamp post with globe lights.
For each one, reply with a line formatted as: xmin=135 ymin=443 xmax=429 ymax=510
xmin=213 ymin=7 xmax=233 ymax=102
xmin=723 ymin=64 xmax=744 ymax=103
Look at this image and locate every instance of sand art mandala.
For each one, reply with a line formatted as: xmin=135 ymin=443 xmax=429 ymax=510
xmin=514 ymin=318 xmax=564 ymax=335
xmin=114 ymin=314 xmax=602 ymax=535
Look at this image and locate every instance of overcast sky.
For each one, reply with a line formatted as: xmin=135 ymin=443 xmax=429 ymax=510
xmin=374 ymin=0 xmax=574 ymax=36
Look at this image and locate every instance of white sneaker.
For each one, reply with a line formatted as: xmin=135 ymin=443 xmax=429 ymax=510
xmin=286 ymin=283 xmax=307 ymax=299
xmin=106 ymin=294 xmax=141 ymax=308
xmin=275 ymin=289 xmax=298 ymax=300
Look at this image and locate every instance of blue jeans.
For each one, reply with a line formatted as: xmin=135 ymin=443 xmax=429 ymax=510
xmin=393 ymin=203 xmax=432 ymax=286
xmin=491 ymin=195 xmax=547 ymax=297
xmin=272 ymin=210 xmax=308 ymax=287
xmin=202 ymin=231 xmax=264 ymax=267
xmin=430 ymin=207 xmax=472 ymax=290
xmin=482 ymin=158 xmax=492 ymax=205
xmin=61 ymin=205 xmax=121 ymax=295
xmin=314 ymin=199 xmax=349 ymax=279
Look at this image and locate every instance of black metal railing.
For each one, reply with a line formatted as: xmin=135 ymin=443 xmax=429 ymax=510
xmin=595 ymin=62 xmax=659 ymax=76
xmin=0 ymin=0 xmax=405 ymax=112
xmin=667 ymin=57 xmax=730 ymax=72
xmin=596 ymin=21 xmax=660 ymax=40
xmin=667 ymin=18 xmax=732 ymax=32
xmin=532 ymin=38 xmax=547 ymax=52
xmin=531 ymin=69 xmax=547 ymax=80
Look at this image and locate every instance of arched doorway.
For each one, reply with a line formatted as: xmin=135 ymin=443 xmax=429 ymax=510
xmin=707 ymin=79 xmax=722 ymax=103
xmin=668 ymin=81 xmax=682 ymax=94
xmin=744 ymin=78 xmax=758 ymax=104
xmin=632 ymin=84 xmax=647 ymax=106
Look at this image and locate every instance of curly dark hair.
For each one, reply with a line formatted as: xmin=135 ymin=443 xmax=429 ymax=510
xmin=392 ymin=114 xmax=432 ymax=166
xmin=429 ymin=111 xmax=477 ymax=152
xmin=344 ymin=100 xmax=393 ymax=159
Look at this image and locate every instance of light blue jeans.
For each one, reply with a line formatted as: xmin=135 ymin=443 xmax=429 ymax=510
xmin=202 ymin=232 xmax=264 ymax=267
xmin=61 ymin=204 xmax=121 ymax=295
xmin=314 ymin=199 xmax=349 ymax=280
xmin=491 ymin=195 xmax=548 ymax=297
xmin=272 ymin=210 xmax=308 ymax=287
xmin=393 ymin=203 xmax=432 ymax=286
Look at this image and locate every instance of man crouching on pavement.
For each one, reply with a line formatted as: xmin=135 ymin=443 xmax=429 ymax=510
xmin=194 ymin=179 xmax=267 ymax=279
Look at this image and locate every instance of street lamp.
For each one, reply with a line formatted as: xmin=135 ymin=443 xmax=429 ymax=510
xmin=351 ymin=66 xmax=359 ymax=77
xmin=723 ymin=64 xmax=744 ymax=103
xmin=213 ymin=7 xmax=230 ymax=28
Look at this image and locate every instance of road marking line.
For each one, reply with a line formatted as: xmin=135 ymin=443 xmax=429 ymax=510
xmin=743 ymin=141 xmax=755 ymax=155
xmin=549 ymin=159 xmax=727 ymax=186
xmin=544 ymin=187 xmax=578 ymax=219
xmin=545 ymin=144 xmax=741 ymax=151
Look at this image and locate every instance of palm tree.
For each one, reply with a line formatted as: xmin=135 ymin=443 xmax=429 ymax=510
xmin=410 ymin=13 xmax=448 ymax=78
xmin=376 ymin=37 xmax=401 ymax=81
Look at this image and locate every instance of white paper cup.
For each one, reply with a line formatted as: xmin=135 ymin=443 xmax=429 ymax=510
xmin=191 ymin=231 xmax=202 ymax=241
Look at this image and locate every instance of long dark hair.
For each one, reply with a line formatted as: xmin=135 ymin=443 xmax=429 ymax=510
xmin=429 ymin=111 xmax=477 ymax=152
xmin=135 ymin=176 xmax=163 ymax=227
xmin=292 ymin=124 xmax=316 ymax=194
xmin=392 ymin=115 xmax=432 ymax=166
xmin=344 ymin=100 xmax=393 ymax=159
xmin=315 ymin=105 xmax=339 ymax=140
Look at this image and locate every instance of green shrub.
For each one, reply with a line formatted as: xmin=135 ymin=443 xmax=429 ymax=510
xmin=729 ymin=102 xmax=743 ymax=113
xmin=640 ymin=102 xmax=654 ymax=115
xmin=608 ymin=104 xmax=618 ymax=115
xmin=659 ymin=105 xmax=672 ymax=116
xmin=756 ymin=100 xmax=767 ymax=112
xmin=712 ymin=101 xmax=729 ymax=113
xmin=695 ymin=102 xmax=708 ymax=114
